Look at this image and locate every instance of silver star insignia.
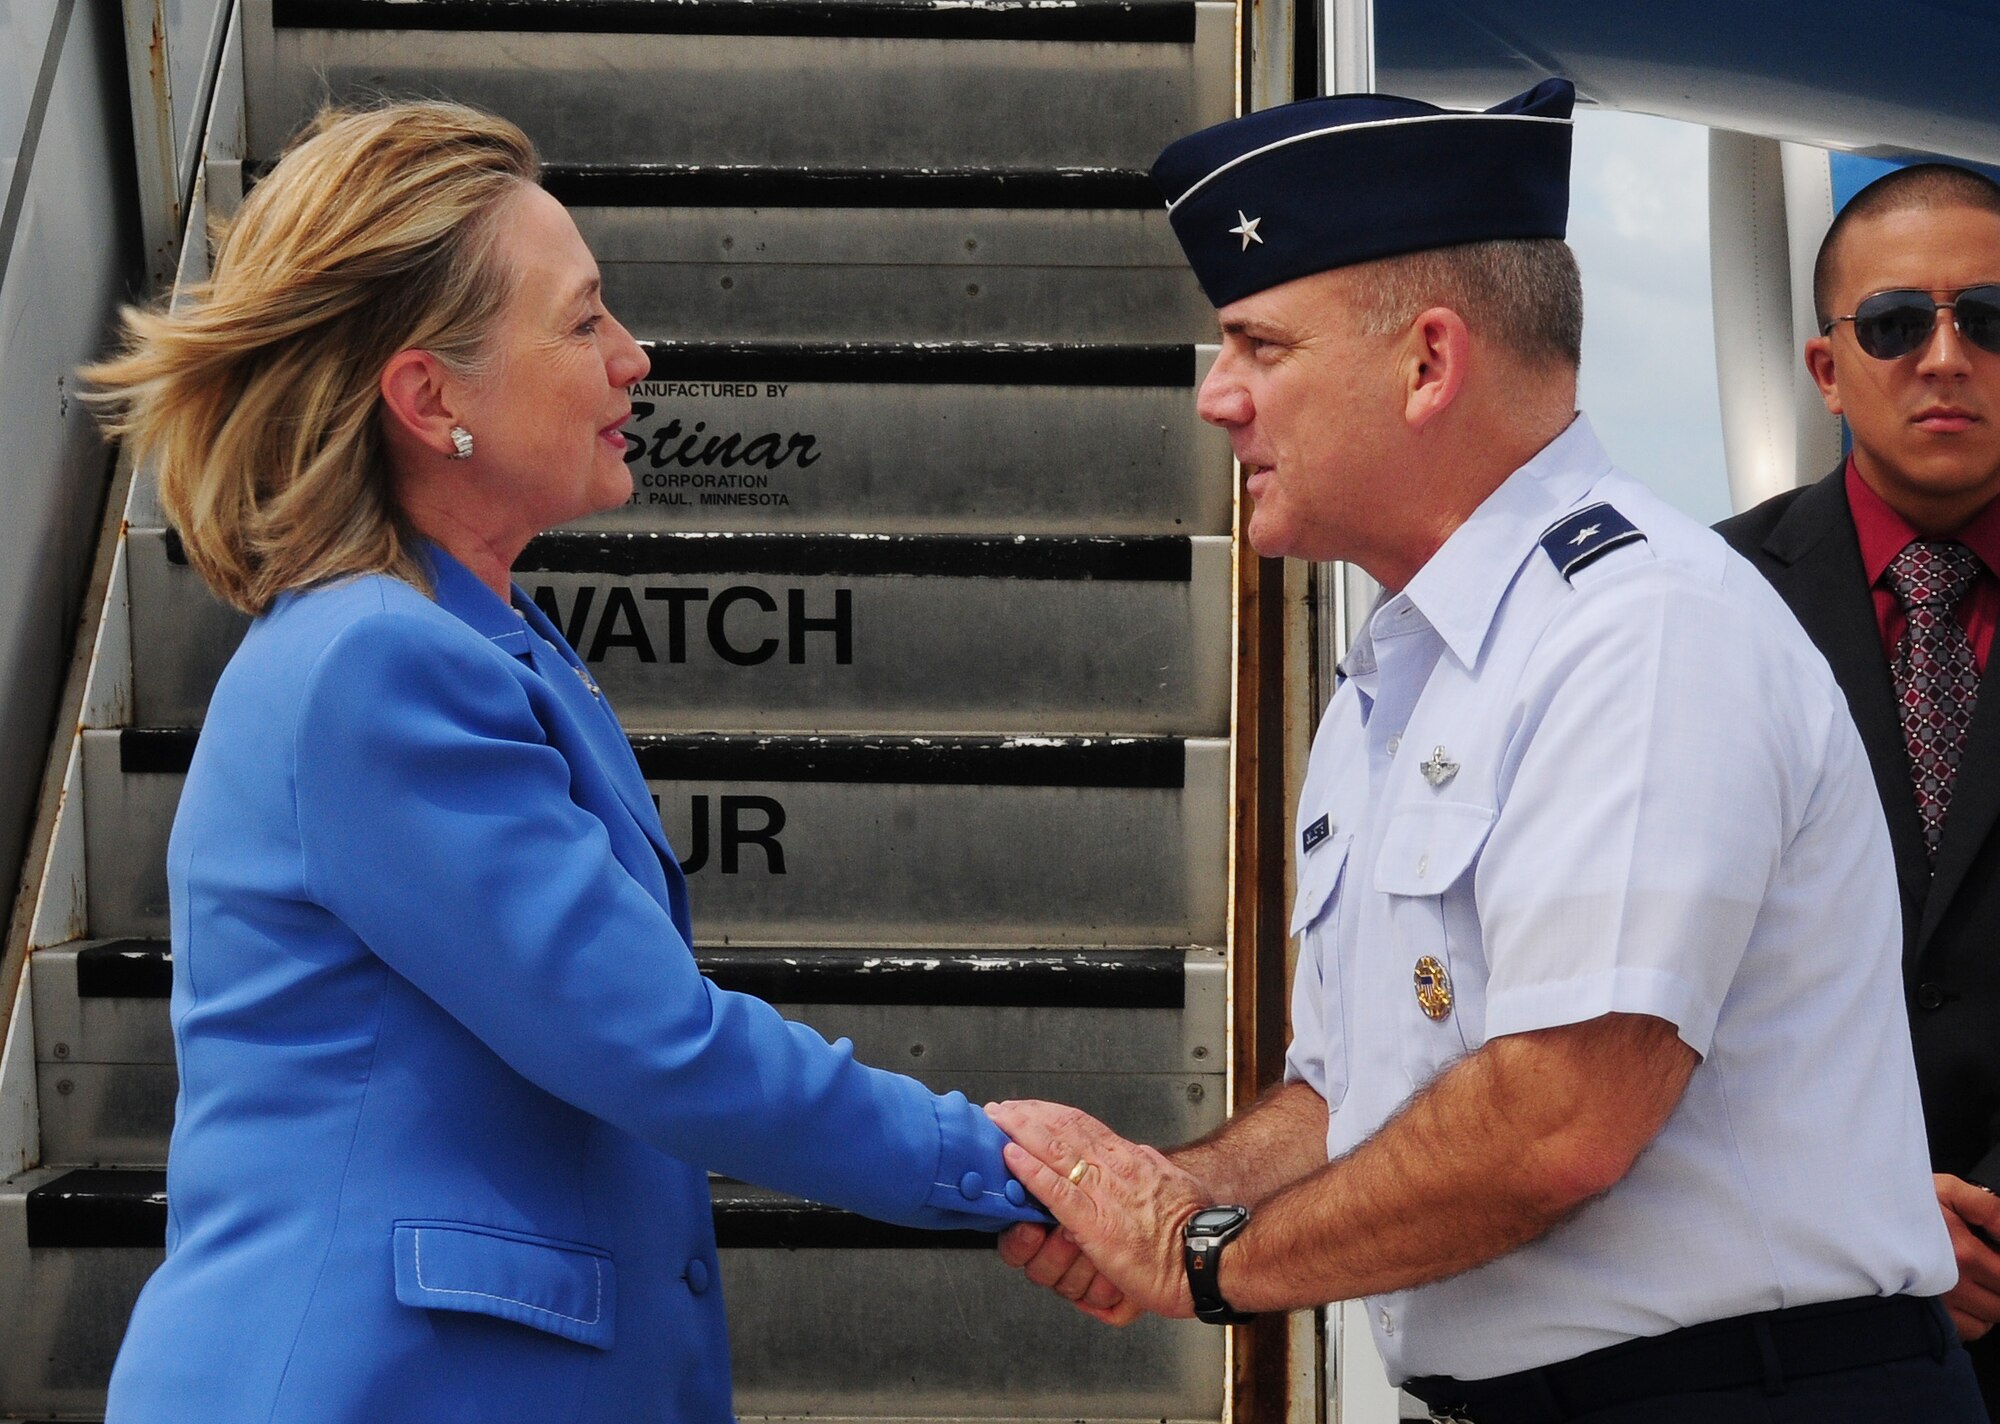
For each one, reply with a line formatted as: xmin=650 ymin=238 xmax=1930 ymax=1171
xmin=1229 ymin=211 xmax=1264 ymax=251
xmin=1568 ymin=524 xmax=1601 ymax=546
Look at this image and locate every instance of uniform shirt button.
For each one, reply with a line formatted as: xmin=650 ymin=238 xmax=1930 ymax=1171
xmin=1378 ymin=1307 xmax=1395 ymax=1334
xmin=1917 ymin=983 xmax=1947 ymax=1011
xmin=1416 ymin=854 xmax=1429 ymax=879
xmin=1004 ymin=1179 xmax=1028 ymax=1207
xmin=1387 ymin=735 xmax=1402 ymax=756
xmin=959 ymin=1171 xmax=985 ymax=1201
xmin=686 ymin=1257 xmax=711 ymax=1294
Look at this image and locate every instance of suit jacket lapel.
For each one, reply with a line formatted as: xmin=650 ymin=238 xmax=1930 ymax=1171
xmin=1759 ymin=472 xmax=1932 ymax=924
xmin=1921 ymin=650 xmax=2000 ymax=948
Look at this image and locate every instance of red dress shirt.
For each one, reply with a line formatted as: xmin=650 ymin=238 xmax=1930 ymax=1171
xmin=1846 ymin=457 xmax=2000 ymax=673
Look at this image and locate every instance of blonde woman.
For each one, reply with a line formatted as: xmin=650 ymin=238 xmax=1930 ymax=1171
xmin=86 ymin=103 xmax=1045 ymax=1424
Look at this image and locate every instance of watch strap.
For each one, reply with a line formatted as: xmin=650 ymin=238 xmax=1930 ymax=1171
xmin=1184 ymin=1206 xmax=1255 ymax=1325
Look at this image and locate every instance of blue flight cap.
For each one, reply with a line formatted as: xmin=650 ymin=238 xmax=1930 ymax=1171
xmin=1153 ymin=77 xmax=1577 ymax=308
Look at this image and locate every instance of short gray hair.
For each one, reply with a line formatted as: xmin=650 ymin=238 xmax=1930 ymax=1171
xmin=1348 ymin=238 xmax=1583 ymax=369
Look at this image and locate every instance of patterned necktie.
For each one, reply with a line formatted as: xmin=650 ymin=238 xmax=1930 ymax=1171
xmin=1886 ymin=539 xmax=1986 ymax=862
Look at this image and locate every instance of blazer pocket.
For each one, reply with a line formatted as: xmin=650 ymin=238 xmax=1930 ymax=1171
xmin=393 ymin=1220 xmax=616 ymax=1350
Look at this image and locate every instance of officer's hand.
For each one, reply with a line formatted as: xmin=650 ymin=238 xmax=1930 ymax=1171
xmin=1936 ymin=1174 xmax=2000 ymax=1340
xmin=996 ymin=1220 xmax=1128 ymax=1315
xmin=987 ymin=1099 xmax=1205 ymax=1326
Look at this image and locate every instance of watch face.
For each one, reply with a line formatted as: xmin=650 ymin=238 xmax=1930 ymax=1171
xmin=1190 ymin=1206 xmax=1246 ymax=1235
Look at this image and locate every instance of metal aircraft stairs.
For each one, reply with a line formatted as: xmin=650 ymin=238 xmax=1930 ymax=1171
xmin=0 ymin=0 xmax=1245 ymax=1418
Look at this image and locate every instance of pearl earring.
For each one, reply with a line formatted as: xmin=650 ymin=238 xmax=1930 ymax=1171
xmin=448 ymin=425 xmax=474 ymax=461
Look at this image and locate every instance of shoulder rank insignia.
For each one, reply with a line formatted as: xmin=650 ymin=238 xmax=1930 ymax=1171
xmin=1538 ymin=502 xmax=1646 ymax=582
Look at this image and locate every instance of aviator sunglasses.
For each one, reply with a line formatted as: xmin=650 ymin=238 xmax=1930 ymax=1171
xmin=1822 ymin=284 xmax=2000 ymax=360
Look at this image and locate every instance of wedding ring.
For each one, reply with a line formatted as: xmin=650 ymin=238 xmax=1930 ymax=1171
xmin=1068 ymin=1159 xmax=1092 ymax=1186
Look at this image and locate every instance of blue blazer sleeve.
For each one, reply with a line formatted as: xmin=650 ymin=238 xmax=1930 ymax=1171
xmin=290 ymin=604 xmax=1043 ymax=1232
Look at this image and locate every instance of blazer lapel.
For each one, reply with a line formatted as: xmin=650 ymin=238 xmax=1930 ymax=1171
xmin=1758 ymin=472 xmax=1932 ymax=922
xmin=512 ymin=590 xmax=681 ymax=873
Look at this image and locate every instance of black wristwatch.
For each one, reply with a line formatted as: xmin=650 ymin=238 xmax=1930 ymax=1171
xmin=1183 ymin=1204 xmax=1256 ymax=1325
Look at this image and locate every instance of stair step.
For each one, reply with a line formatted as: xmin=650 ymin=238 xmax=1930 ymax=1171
xmin=243 ymin=0 xmax=1232 ymax=170
xmin=0 ymin=1168 xmax=164 ymax=1417
xmin=83 ymin=731 xmax=1230 ymax=945
xmin=146 ymin=337 xmax=1225 ymax=530
xmin=0 ymin=1164 xmax=1222 ymax=1419
xmin=130 ymin=528 xmax=1232 ymax=732
xmin=563 ymin=176 xmax=1201 ymax=341
xmin=29 ymin=940 xmax=1225 ymax=1161
xmin=242 ymin=168 xmax=1210 ymax=341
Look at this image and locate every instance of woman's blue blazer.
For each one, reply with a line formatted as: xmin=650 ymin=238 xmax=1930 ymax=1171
xmin=104 ymin=546 xmax=1044 ymax=1423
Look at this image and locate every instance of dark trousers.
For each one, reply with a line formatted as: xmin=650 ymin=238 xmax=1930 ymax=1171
xmin=1405 ymin=1297 xmax=1986 ymax=1424
xmin=1540 ymin=1351 xmax=1984 ymax=1421
xmin=1968 ymin=1329 xmax=2000 ymax=1423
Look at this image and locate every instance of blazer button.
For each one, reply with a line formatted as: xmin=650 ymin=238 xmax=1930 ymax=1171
xmin=685 ymin=1257 xmax=711 ymax=1294
xmin=1917 ymin=983 xmax=1947 ymax=1011
xmin=1004 ymin=1179 xmax=1027 ymax=1207
xmin=959 ymin=1171 xmax=985 ymax=1201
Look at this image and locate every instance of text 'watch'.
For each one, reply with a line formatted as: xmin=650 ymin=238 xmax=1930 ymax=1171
xmin=1184 ymin=1204 xmax=1255 ymax=1325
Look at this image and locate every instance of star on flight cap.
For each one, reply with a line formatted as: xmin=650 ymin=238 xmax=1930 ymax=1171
xmin=1152 ymin=77 xmax=1577 ymax=308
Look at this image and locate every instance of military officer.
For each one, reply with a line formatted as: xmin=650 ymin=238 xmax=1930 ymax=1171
xmin=990 ymin=80 xmax=1983 ymax=1422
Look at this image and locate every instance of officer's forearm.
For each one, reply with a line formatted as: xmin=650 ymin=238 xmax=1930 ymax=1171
xmin=1217 ymin=1012 xmax=1696 ymax=1314
xmin=1167 ymin=1079 xmax=1330 ymax=1205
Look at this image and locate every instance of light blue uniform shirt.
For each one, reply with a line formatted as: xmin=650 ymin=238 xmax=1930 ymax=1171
xmin=1283 ymin=416 xmax=1955 ymax=1382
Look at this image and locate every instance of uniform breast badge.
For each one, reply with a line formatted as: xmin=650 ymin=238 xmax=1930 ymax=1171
xmin=1420 ymin=746 xmax=1459 ymax=787
xmin=1413 ymin=955 xmax=1453 ymax=1020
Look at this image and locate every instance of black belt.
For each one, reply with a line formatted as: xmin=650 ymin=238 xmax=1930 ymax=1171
xmin=1403 ymin=1295 xmax=1953 ymax=1424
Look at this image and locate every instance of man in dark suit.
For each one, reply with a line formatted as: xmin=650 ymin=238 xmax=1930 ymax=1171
xmin=1720 ymin=162 xmax=2000 ymax=1413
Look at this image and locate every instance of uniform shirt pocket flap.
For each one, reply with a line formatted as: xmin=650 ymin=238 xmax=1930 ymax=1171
xmin=1289 ymin=835 xmax=1351 ymax=936
xmin=1373 ymin=802 xmax=1495 ymax=896
xmin=393 ymin=1220 xmax=616 ymax=1350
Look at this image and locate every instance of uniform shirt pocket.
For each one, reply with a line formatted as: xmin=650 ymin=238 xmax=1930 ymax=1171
xmin=1372 ymin=802 xmax=1495 ymax=1083
xmin=1286 ymin=834 xmax=1352 ymax=1107
xmin=393 ymin=1220 xmax=617 ymax=1349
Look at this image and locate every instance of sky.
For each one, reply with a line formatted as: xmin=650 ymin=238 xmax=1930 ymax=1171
xmin=1566 ymin=109 xmax=1735 ymax=525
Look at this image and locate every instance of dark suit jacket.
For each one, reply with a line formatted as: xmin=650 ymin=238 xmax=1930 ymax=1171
xmin=1722 ymin=468 xmax=2000 ymax=1411
xmin=1720 ymin=469 xmax=2000 ymax=1193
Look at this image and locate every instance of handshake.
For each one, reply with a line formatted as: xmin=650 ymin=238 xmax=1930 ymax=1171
xmin=982 ymin=1098 xmax=1231 ymax=1327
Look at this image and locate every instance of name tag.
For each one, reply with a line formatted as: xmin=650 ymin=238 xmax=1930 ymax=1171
xmin=1301 ymin=813 xmax=1331 ymax=854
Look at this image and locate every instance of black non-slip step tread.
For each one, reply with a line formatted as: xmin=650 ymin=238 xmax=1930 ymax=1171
xmin=632 ymin=339 xmax=1197 ymax=385
xmin=117 ymin=729 xmax=1195 ymax=787
xmin=73 ymin=940 xmax=174 ymax=999
xmin=23 ymin=1169 xmax=167 ymax=1249
xmin=515 ymin=531 xmax=1197 ymax=580
xmin=245 ymin=165 xmax=1171 ymax=211
xmin=544 ymin=166 xmax=1165 ymax=210
xmin=20 ymin=1167 xmax=1005 ymax=1251
xmin=274 ymin=0 xmax=1197 ymax=42
xmin=161 ymin=529 xmax=1199 ymax=580
xmin=64 ymin=940 xmax=1189 ymax=1007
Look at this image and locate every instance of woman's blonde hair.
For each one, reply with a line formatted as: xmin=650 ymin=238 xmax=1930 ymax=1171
xmin=83 ymin=101 xmax=540 ymax=614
